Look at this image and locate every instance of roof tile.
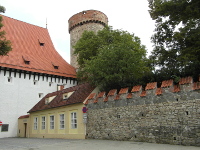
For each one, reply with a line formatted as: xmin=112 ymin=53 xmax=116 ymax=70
xmin=193 ymin=82 xmax=200 ymax=90
xmin=145 ymin=82 xmax=157 ymax=90
xmin=131 ymin=85 xmax=142 ymax=92
xmin=127 ymin=93 xmax=133 ymax=99
xmin=119 ymin=88 xmax=129 ymax=94
xmin=103 ymin=96 xmax=108 ymax=102
xmin=18 ymin=115 xmax=29 ymax=119
xmin=179 ymin=76 xmax=193 ymax=85
xmin=0 ymin=15 xmax=76 ymax=78
xmin=114 ymin=94 xmax=120 ymax=100
xmin=97 ymin=92 xmax=106 ymax=98
xmin=28 ymin=83 xmax=94 ymax=113
xmin=140 ymin=91 xmax=146 ymax=97
xmin=161 ymin=79 xmax=173 ymax=88
xmin=173 ymin=85 xmax=180 ymax=93
xmin=155 ymin=88 xmax=162 ymax=95
xmin=88 ymin=93 xmax=96 ymax=100
xmin=107 ymin=89 xmax=117 ymax=96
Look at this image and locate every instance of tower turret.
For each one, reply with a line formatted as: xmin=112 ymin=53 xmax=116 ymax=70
xmin=68 ymin=10 xmax=108 ymax=68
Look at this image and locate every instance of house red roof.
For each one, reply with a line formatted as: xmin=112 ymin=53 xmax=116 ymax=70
xmin=0 ymin=15 xmax=76 ymax=78
xmin=18 ymin=115 xmax=30 ymax=119
xmin=28 ymin=83 xmax=94 ymax=113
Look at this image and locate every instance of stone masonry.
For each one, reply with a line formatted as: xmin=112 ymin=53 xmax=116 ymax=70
xmin=86 ymin=77 xmax=200 ymax=146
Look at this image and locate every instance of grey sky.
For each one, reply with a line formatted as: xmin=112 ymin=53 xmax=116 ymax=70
xmin=1 ymin=0 xmax=155 ymax=63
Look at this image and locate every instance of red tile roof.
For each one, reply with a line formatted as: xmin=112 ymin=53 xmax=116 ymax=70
xmin=114 ymin=94 xmax=120 ymax=100
xmin=0 ymin=15 xmax=76 ymax=78
xmin=179 ymin=76 xmax=193 ymax=85
xmin=140 ymin=91 xmax=146 ymax=97
xmin=28 ymin=83 xmax=94 ymax=113
xmin=119 ymin=87 xmax=129 ymax=94
xmin=94 ymin=99 xmax=98 ymax=103
xmin=131 ymin=85 xmax=142 ymax=92
xmin=18 ymin=115 xmax=30 ymax=119
xmin=145 ymin=82 xmax=157 ymax=90
xmin=103 ymin=96 xmax=108 ymax=102
xmin=127 ymin=93 xmax=133 ymax=99
xmin=97 ymin=92 xmax=106 ymax=98
xmin=88 ymin=93 xmax=96 ymax=100
xmin=161 ymin=79 xmax=173 ymax=88
xmin=173 ymin=85 xmax=180 ymax=93
xmin=107 ymin=89 xmax=117 ymax=96
xmin=193 ymin=82 xmax=200 ymax=90
xmin=155 ymin=88 xmax=162 ymax=95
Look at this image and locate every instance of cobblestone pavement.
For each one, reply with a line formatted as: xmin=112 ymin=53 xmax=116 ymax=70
xmin=0 ymin=138 xmax=200 ymax=150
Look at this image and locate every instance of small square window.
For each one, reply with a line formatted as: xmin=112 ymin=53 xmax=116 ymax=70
xmin=33 ymin=80 xmax=38 ymax=85
xmin=39 ymin=93 xmax=43 ymax=98
xmin=1 ymin=124 xmax=9 ymax=132
xmin=49 ymin=82 xmax=53 ymax=87
xmin=8 ymin=77 xmax=12 ymax=83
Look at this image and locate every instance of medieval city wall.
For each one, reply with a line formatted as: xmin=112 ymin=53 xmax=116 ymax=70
xmin=86 ymin=77 xmax=200 ymax=146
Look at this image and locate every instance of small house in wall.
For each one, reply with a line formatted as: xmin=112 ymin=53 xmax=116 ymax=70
xmin=18 ymin=83 xmax=94 ymax=139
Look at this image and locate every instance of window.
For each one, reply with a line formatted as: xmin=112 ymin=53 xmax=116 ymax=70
xmin=33 ymin=80 xmax=38 ymax=85
xmin=7 ymin=77 xmax=12 ymax=83
xmin=60 ymin=114 xmax=65 ymax=129
xmin=34 ymin=117 xmax=38 ymax=130
xmin=50 ymin=115 xmax=54 ymax=129
xmin=39 ymin=93 xmax=43 ymax=98
xmin=71 ymin=112 xmax=77 ymax=129
xmin=1 ymin=124 xmax=9 ymax=132
xmin=41 ymin=116 xmax=46 ymax=130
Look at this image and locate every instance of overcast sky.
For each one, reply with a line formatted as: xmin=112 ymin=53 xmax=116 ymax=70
xmin=1 ymin=0 xmax=155 ymax=63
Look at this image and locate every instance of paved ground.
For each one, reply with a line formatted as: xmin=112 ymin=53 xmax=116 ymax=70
xmin=0 ymin=138 xmax=199 ymax=150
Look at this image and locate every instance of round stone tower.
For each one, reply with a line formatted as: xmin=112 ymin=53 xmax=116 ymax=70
xmin=68 ymin=10 xmax=108 ymax=68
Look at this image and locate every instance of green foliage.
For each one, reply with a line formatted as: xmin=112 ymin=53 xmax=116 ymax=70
xmin=0 ymin=5 xmax=12 ymax=56
xmin=149 ymin=0 xmax=200 ymax=80
xmin=74 ymin=26 xmax=150 ymax=91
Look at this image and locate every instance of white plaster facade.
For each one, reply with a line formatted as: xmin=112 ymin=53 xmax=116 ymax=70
xmin=0 ymin=70 xmax=77 ymax=138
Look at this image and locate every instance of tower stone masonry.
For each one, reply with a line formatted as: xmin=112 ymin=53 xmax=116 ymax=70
xmin=68 ymin=10 xmax=108 ymax=69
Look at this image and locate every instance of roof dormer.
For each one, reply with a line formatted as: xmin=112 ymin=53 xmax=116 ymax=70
xmin=52 ymin=62 xmax=59 ymax=69
xmin=22 ymin=56 xmax=30 ymax=65
xmin=63 ymin=91 xmax=74 ymax=100
xmin=38 ymin=39 xmax=45 ymax=46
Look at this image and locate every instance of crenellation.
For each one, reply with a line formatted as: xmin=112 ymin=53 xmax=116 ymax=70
xmin=86 ymin=77 xmax=200 ymax=146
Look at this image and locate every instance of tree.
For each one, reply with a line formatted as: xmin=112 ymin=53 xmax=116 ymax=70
xmin=74 ymin=26 xmax=150 ymax=91
xmin=148 ymin=0 xmax=200 ymax=80
xmin=0 ymin=5 xmax=12 ymax=55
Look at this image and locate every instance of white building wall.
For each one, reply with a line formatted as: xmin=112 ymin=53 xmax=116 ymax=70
xmin=0 ymin=70 xmax=77 ymax=138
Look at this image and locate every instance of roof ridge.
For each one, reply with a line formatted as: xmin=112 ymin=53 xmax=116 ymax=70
xmin=0 ymin=14 xmax=47 ymax=29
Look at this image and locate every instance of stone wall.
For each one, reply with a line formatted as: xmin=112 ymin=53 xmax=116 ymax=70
xmin=85 ymin=77 xmax=200 ymax=146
